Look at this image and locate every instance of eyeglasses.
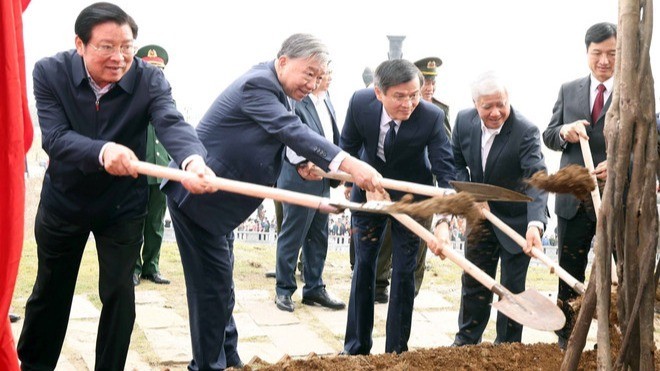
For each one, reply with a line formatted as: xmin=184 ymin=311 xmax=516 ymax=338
xmin=87 ymin=43 xmax=136 ymax=57
xmin=390 ymin=92 xmax=421 ymax=104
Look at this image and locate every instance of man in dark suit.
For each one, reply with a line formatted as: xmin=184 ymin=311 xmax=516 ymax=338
xmin=134 ymin=44 xmax=172 ymax=286
xmin=162 ymin=34 xmax=383 ymax=370
xmin=16 ymin=4 xmax=212 ymax=370
xmin=451 ymin=71 xmax=548 ymax=346
xmin=275 ymin=68 xmax=345 ymax=312
xmin=542 ymin=22 xmax=616 ymax=349
xmin=341 ymin=59 xmax=455 ymax=355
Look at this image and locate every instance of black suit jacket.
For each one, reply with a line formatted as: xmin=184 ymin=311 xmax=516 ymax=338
xmin=452 ymin=107 xmax=548 ymax=254
xmin=163 ymin=61 xmax=341 ymax=235
xmin=542 ymin=75 xmax=609 ymax=220
xmin=340 ymin=88 xmax=455 ymax=203
xmin=34 ymin=50 xmax=206 ymax=223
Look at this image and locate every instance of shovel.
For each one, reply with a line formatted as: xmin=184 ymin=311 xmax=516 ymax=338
xmin=450 ymin=182 xmax=587 ymax=296
xmin=480 ymin=209 xmax=586 ymax=295
xmin=315 ymin=168 xmax=583 ymax=295
xmin=313 ymin=169 xmax=565 ymax=330
xmin=131 ymin=161 xmax=394 ymax=215
xmin=390 ymin=212 xmax=565 ymax=331
xmin=133 ymin=161 xmax=565 ymax=330
xmin=312 ymin=168 xmax=531 ymax=202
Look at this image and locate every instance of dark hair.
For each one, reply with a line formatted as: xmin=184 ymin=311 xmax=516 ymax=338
xmin=74 ymin=2 xmax=138 ymax=44
xmin=374 ymin=59 xmax=424 ymax=94
xmin=584 ymin=22 xmax=617 ymax=50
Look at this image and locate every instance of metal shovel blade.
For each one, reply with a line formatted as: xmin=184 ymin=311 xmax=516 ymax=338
xmin=492 ymin=287 xmax=565 ymax=331
xmin=450 ymin=181 xmax=532 ymax=203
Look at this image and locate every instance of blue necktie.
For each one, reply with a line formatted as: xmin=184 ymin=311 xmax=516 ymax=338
xmin=384 ymin=121 xmax=396 ymax=162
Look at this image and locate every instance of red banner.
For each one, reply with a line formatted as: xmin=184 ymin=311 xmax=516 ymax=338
xmin=0 ymin=0 xmax=33 ymax=368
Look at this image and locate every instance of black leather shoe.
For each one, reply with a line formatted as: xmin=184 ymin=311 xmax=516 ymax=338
xmin=302 ymin=288 xmax=346 ymax=310
xmin=133 ymin=273 xmax=140 ymax=286
xmin=558 ymin=336 xmax=568 ymax=350
xmin=275 ymin=295 xmax=294 ymax=312
xmin=451 ymin=339 xmax=469 ymax=347
xmin=141 ymin=273 xmax=170 ymax=285
xmin=227 ymin=360 xmax=244 ymax=369
xmin=264 ymin=271 xmax=276 ymax=278
xmin=9 ymin=313 xmax=20 ymax=323
xmin=374 ymin=289 xmax=389 ymax=304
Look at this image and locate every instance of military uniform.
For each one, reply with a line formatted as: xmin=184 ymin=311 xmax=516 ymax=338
xmin=415 ymin=57 xmax=451 ymax=137
xmin=134 ymin=45 xmax=171 ymax=285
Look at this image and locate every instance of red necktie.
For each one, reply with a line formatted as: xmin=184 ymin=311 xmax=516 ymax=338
xmin=591 ymin=83 xmax=606 ymax=124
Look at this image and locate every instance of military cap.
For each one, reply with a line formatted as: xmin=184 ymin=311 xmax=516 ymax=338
xmin=414 ymin=57 xmax=443 ymax=78
xmin=136 ymin=44 xmax=168 ymax=68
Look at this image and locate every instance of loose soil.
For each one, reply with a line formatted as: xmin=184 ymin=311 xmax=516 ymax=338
xmin=240 ymin=342 xmax=645 ymax=370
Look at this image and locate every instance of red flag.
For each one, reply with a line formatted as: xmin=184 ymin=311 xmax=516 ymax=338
xmin=0 ymin=0 xmax=33 ymax=369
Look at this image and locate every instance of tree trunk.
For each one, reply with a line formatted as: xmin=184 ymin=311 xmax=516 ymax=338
xmin=561 ymin=0 xmax=657 ymax=369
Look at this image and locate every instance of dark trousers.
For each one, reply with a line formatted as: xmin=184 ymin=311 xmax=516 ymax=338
xmin=276 ymin=202 xmax=329 ymax=297
xmin=556 ymin=206 xmax=596 ymax=339
xmin=374 ymin=218 xmax=431 ymax=297
xmin=136 ymin=184 xmax=167 ymax=276
xmin=344 ymin=213 xmax=419 ymax=355
xmin=18 ymin=203 xmax=143 ymax=371
xmin=168 ymin=199 xmax=241 ymax=370
xmin=454 ymin=225 xmax=531 ymax=345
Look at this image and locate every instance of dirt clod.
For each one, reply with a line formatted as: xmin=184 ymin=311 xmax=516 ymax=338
xmin=526 ymin=165 xmax=595 ymax=201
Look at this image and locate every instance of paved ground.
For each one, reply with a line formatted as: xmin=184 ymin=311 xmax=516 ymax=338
xmin=10 ymin=278 xmax=598 ymax=370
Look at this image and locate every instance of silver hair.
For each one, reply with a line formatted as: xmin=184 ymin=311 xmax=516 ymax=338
xmin=470 ymin=71 xmax=507 ymax=101
xmin=277 ymin=33 xmax=330 ymax=65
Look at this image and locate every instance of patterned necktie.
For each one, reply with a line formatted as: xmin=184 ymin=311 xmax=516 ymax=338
xmin=591 ymin=83 xmax=606 ymax=124
xmin=384 ymin=121 xmax=396 ymax=162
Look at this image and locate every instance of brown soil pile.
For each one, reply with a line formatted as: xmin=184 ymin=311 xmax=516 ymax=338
xmin=244 ymin=343 xmax=605 ymax=370
xmin=244 ymin=340 xmax=660 ymax=370
xmin=526 ymin=165 xmax=595 ymax=201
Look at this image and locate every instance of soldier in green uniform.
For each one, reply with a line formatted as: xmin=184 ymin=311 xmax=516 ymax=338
xmin=134 ymin=45 xmax=171 ymax=285
xmin=415 ymin=57 xmax=451 ymax=137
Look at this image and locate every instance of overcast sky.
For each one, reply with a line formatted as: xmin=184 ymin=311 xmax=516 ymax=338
xmin=22 ymin=0 xmax=654 ymax=228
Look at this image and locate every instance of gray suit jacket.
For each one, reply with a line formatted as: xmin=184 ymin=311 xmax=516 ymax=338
xmin=452 ymin=107 xmax=548 ymax=254
xmin=278 ymin=93 xmax=340 ymax=195
xmin=542 ymin=75 xmax=609 ymax=221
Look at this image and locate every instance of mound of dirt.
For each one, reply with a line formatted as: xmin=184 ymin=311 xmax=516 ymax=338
xmin=242 ymin=343 xmax=604 ymax=370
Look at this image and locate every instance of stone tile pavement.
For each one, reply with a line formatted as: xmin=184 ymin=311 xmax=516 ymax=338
xmin=11 ymin=283 xmax=597 ymax=370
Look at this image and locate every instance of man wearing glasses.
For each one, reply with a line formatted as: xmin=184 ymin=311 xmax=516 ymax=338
xmin=340 ymin=59 xmax=455 ymax=355
xmin=17 ymin=3 xmax=213 ymax=370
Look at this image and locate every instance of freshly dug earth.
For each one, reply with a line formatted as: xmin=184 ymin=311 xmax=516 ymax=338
xmin=244 ymin=342 xmax=660 ymax=370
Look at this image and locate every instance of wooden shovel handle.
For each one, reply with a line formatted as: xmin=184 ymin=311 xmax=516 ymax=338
xmin=579 ymin=137 xmax=601 ymax=213
xmin=389 ymin=213 xmax=507 ymax=296
xmin=131 ymin=161 xmax=339 ymax=213
xmin=481 ymin=209 xmax=586 ymax=295
xmin=579 ymin=137 xmax=617 ymax=283
xmin=312 ymin=168 xmax=452 ymax=197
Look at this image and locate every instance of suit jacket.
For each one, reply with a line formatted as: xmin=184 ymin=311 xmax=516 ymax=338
xmin=340 ymin=88 xmax=455 ymax=203
xmin=163 ymin=61 xmax=341 ymax=235
xmin=452 ymin=107 xmax=548 ymax=254
xmin=34 ymin=50 xmax=205 ymax=223
xmin=278 ymin=93 xmax=340 ymax=195
xmin=542 ymin=75 xmax=609 ymax=220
